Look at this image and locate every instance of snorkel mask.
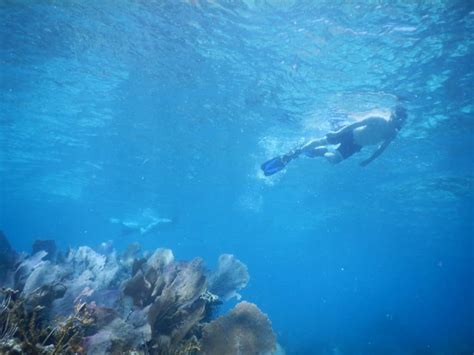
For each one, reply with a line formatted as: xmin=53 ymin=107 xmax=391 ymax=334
xmin=393 ymin=105 xmax=407 ymax=130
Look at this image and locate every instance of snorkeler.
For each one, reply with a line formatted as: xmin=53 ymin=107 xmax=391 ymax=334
xmin=110 ymin=209 xmax=173 ymax=237
xmin=261 ymin=105 xmax=407 ymax=176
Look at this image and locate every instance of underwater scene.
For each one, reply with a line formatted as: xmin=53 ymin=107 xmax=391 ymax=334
xmin=0 ymin=1 xmax=473 ymax=354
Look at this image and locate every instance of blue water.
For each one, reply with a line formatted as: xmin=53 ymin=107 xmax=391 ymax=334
xmin=1 ymin=1 xmax=473 ymax=354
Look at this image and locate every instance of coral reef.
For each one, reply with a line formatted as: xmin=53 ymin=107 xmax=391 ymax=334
xmin=0 ymin=288 xmax=93 ymax=354
xmin=201 ymin=301 xmax=276 ymax=355
xmin=122 ymin=250 xmax=212 ymax=353
xmin=53 ymin=247 xmax=122 ymax=314
xmin=14 ymin=251 xmax=49 ymax=292
xmin=32 ymin=240 xmax=57 ymax=262
xmin=0 ymin=232 xmax=277 ymax=354
xmin=208 ymin=254 xmax=250 ymax=301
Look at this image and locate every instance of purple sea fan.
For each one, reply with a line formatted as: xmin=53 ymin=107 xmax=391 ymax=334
xmin=208 ymin=254 xmax=250 ymax=301
xmin=201 ymin=301 xmax=276 ymax=355
xmin=83 ymin=318 xmax=151 ymax=354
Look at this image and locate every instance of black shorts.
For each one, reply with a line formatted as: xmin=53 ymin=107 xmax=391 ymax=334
xmin=326 ymin=130 xmax=362 ymax=159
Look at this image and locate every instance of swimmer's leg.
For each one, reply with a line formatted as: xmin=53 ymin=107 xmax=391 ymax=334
xmin=324 ymin=150 xmax=344 ymax=164
xmin=304 ymin=146 xmax=328 ymax=158
xmin=301 ymin=138 xmax=328 ymax=157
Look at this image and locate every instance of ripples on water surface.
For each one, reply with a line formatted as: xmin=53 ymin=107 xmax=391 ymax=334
xmin=1 ymin=1 xmax=473 ymax=354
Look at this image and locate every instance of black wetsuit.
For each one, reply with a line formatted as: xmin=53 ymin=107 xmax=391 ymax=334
xmin=326 ymin=130 xmax=362 ymax=159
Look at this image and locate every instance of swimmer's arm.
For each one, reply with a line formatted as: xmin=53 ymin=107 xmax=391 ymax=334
xmin=359 ymin=137 xmax=394 ymax=167
xmin=140 ymin=220 xmax=160 ymax=235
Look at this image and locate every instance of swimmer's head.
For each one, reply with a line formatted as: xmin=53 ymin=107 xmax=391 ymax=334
xmin=392 ymin=105 xmax=407 ymax=129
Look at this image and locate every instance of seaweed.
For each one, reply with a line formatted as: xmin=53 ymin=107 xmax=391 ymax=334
xmin=49 ymin=302 xmax=93 ymax=354
xmin=0 ymin=288 xmax=93 ymax=355
xmin=0 ymin=289 xmax=18 ymax=343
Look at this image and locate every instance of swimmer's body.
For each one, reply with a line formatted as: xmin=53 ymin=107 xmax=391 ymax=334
xmin=261 ymin=105 xmax=407 ymax=176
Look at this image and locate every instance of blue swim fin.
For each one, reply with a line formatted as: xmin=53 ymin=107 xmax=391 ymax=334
xmin=261 ymin=156 xmax=287 ymax=176
xmin=261 ymin=148 xmax=302 ymax=176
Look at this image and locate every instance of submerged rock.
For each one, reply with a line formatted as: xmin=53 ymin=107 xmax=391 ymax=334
xmin=0 ymin=230 xmax=16 ymax=285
